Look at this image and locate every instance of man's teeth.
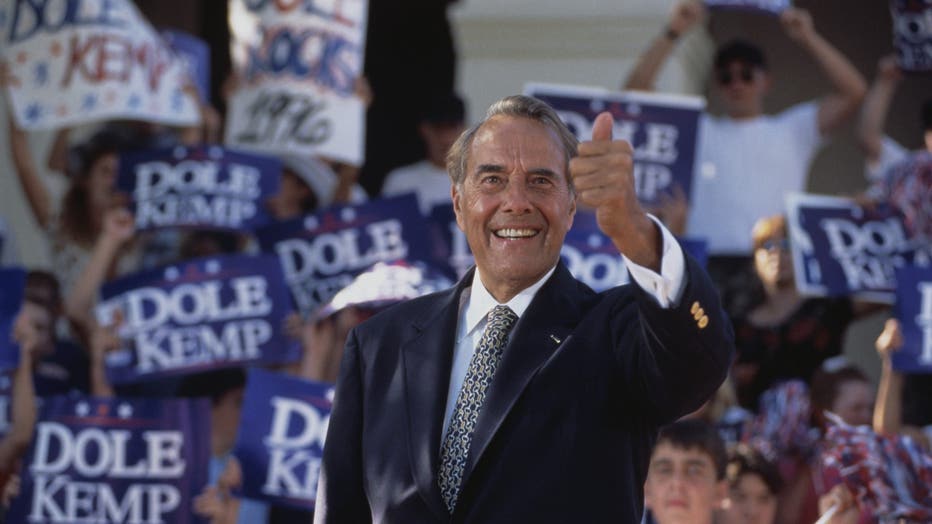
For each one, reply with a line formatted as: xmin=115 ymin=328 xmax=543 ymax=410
xmin=495 ymin=228 xmax=537 ymax=238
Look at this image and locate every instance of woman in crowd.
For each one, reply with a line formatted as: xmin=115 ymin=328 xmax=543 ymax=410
xmin=730 ymin=214 xmax=880 ymax=411
xmin=720 ymin=445 xmax=782 ymax=524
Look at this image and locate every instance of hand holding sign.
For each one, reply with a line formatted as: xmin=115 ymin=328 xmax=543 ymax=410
xmin=669 ymin=1 xmax=705 ymax=36
xmin=780 ymin=8 xmax=817 ymax=44
xmin=570 ymin=112 xmax=660 ymax=271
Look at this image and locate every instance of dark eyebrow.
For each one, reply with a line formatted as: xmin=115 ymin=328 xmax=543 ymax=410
xmin=474 ymin=164 xmax=506 ymax=175
xmin=527 ymin=168 xmax=560 ymax=179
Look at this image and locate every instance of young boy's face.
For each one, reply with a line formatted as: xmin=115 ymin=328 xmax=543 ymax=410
xmin=644 ymin=442 xmax=726 ymax=524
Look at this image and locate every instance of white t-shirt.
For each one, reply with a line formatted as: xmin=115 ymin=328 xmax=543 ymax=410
xmin=381 ymin=159 xmax=453 ymax=215
xmin=687 ymin=102 xmax=824 ymax=255
xmin=865 ymin=135 xmax=909 ymax=183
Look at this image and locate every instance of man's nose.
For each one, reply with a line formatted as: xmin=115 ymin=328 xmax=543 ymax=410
xmin=501 ymin=179 xmax=533 ymax=213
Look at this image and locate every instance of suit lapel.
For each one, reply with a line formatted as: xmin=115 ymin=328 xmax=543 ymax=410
xmin=401 ymin=271 xmax=471 ymax=520
xmin=460 ymin=263 xmax=584 ymax=488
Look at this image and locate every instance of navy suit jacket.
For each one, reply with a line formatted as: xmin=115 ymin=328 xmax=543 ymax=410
xmin=316 ymin=256 xmax=733 ymax=523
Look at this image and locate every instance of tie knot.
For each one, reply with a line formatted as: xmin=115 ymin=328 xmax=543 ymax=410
xmin=488 ymin=305 xmax=517 ymax=329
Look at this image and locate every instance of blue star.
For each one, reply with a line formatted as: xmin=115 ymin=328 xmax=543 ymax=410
xmin=33 ymin=62 xmax=48 ymax=86
xmin=127 ymin=94 xmax=141 ymax=109
xmin=170 ymin=88 xmax=184 ymax=112
xmin=24 ymin=103 xmax=42 ymax=123
xmin=81 ymin=93 xmax=97 ymax=110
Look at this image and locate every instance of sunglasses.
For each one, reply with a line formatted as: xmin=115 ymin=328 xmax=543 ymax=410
xmin=759 ymin=238 xmax=790 ymax=252
xmin=717 ymin=66 xmax=756 ymax=86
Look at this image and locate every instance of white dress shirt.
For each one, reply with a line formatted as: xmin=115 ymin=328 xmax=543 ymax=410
xmin=441 ymin=217 xmax=687 ymax=436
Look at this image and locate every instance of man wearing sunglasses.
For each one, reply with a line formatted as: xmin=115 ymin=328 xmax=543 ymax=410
xmin=623 ymin=1 xmax=865 ymax=315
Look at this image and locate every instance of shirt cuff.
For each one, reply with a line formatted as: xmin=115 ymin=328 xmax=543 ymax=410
xmin=622 ymin=215 xmax=687 ymax=308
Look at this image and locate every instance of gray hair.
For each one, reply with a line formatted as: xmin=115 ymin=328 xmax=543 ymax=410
xmin=445 ymin=95 xmax=579 ymax=188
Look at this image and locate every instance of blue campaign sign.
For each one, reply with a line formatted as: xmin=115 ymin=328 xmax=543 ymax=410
xmin=116 ymin=145 xmax=281 ymax=233
xmin=0 ymin=268 xmax=26 ymax=372
xmin=427 ymin=203 xmax=473 ymax=280
xmin=256 ymin=193 xmax=432 ymax=313
xmin=524 ymin=83 xmax=705 ymax=206
xmin=891 ymin=0 xmax=932 ymax=72
xmin=8 ymin=395 xmax=210 ymax=524
xmin=704 ymin=0 xmax=791 ymax=15
xmin=233 ymin=368 xmax=333 ymax=510
xmin=96 ymin=254 xmax=297 ymax=384
xmin=562 ymin=211 xmax=630 ymax=292
xmin=162 ymin=29 xmax=211 ymax=103
xmin=785 ymin=193 xmax=931 ymax=303
xmin=893 ymin=266 xmax=932 ymax=373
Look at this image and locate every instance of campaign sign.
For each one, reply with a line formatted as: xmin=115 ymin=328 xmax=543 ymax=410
xmin=876 ymin=151 xmax=932 ymax=241
xmin=704 ymin=0 xmax=792 ymax=15
xmin=232 ymin=368 xmax=332 ymax=510
xmin=116 ymin=145 xmax=281 ymax=232
xmin=891 ymin=0 xmax=932 ymax=72
xmin=562 ymin=211 xmax=630 ymax=292
xmin=7 ymin=395 xmax=210 ymax=524
xmin=427 ymin=203 xmax=473 ymax=280
xmin=162 ymin=29 xmax=210 ymax=103
xmin=893 ymin=266 xmax=932 ymax=373
xmin=785 ymin=193 xmax=930 ymax=303
xmin=524 ymin=83 xmax=705 ymax=206
xmin=226 ymin=0 xmax=369 ymax=165
xmin=0 ymin=268 xmax=26 ymax=372
xmin=256 ymin=194 xmax=431 ymax=314
xmin=1 ymin=0 xmax=200 ymax=130
xmin=96 ymin=254 xmax=297 ymax=384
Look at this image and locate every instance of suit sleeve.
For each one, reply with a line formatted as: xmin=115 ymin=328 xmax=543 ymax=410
xmin=616 ymin=253 xmax=735 ymax=425
xmin=314 ymin=328 xmax=371 ymax=524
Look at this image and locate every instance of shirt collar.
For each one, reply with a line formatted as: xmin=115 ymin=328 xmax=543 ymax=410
xmin=462 ymin=265 xmax=557 ymax=337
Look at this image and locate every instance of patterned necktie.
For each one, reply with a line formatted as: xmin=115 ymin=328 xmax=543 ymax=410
xmin=438 ymin=304 xmax=518 ymax=513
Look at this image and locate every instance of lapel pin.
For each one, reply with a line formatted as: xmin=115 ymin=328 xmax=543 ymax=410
xmin=549 ymin=334 xmax=562 ymax=344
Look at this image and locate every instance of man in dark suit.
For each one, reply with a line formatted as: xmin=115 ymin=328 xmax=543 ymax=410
xmin=315 ymin=95 xmax=733 ymax=523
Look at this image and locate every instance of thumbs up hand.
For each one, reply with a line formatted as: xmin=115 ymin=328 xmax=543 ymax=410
xmin=570 ymin=112 xmax=660 ymax=270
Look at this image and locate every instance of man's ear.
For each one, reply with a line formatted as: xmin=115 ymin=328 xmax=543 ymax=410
xmin=451 ymin=184 xmax=465 ymax=232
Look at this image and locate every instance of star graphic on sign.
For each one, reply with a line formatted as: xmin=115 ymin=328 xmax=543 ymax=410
xmin=56 ymin=105 xmax=68 ymax=117
xmin=304 ymin=216 xmax=319 ymax=230
xmin=117 ymin=403 xmax=133 ymax=419
xmin=81 ymin=93 xmax=98 ymax=110
xmin=105 ymin=90 xmax=118 ymax=103
xmin=76 ymin=402 xmax=90 ymax=417
xmin=24 ymin=103 xmax=42 ymax=123
xmin=33 ymin=63 xmax=49 ymax=85
xmin=587 ymin=234 xmax=603 ymax=248
xmin=341 ymin=208 xmax=357 ymax=222
xmin=15 ymin=51 xmax=27 ymax=64
xmin=127 ymin=94 xmax=142 ymax=109
xmin=170 ymin=88 xmax=185 ymax=112
xmin=164 ymin=267 xmax=180 ymax=281
xmin=49 ymin=40 xmax=62 ymax=57
xmin=205 ymin=260 xmax=221 ymax=274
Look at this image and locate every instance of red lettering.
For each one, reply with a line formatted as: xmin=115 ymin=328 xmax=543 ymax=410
xmin=62 ymin=34 xmax=99 ymax=87
xmin=60 ymin=33 xmax=170 ymax=92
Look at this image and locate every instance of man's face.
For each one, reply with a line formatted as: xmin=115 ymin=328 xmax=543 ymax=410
xmin=721 ymin=473 xmax=777 ymax=524
xmin=452 ymin=115 xmax=575 ymax=301
xmin=832 ymin=379 xmax=874 ymax=427
xmin=20 ymin=301 xmax=54 ymax=358
xmin=715 ymin=61 xmax=770 ymax=118
xmin=644 ymin=443 xmax=726 ymax=524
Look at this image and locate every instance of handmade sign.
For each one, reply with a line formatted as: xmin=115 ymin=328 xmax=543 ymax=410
xmin=705 ymin=0 xmax=792 ymax=15
xmin=161 ymin=29 xmax=210 ymax=103
xmin=226 ymin=0 xmax=369 ymax=164
xmin=1 ymin=0 xmax=201 ymax=129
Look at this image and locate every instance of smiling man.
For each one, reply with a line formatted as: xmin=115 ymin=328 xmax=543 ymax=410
xmin=315 ymin=95 xmax=733 ymax=523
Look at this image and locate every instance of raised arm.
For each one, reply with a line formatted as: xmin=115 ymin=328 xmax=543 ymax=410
xmin=872 ymin=318 xmax=904 ymax=436
xmin=63 ymin=207 xmax=135 ymax=335
xmin=8 ymin=113 xmax=54 ymax=228
xmin=623 ymin=0 xmax=704 ymax=91
xmin=780 ymin=8 xmax=867 ymax=135
xmin=0 ymin=309 xmax=39 ymax=472
xmin=857 ymin=55 xmax=901 ymax=163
